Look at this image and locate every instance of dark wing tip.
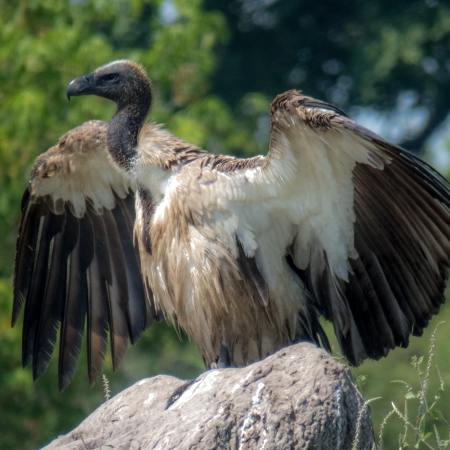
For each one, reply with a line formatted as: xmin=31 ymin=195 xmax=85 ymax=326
xmin=14 ymin=187 xmax=149 ymax=388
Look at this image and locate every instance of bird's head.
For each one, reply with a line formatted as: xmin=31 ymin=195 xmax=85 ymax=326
xmin=67 ymin=60 xmax=152 ymax=109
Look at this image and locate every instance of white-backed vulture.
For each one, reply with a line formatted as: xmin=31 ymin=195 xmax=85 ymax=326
xmin=13 ymin=60 xmax=450 ymax=390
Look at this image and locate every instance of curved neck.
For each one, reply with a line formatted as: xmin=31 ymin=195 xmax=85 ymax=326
xmin=107 ymin=87 xmax=151 ymax=172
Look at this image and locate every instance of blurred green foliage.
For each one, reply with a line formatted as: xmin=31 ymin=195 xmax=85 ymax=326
xmin=1 ymin=0 xmax=450 ymax=448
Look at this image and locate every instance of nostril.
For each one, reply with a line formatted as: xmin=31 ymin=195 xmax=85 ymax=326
xmin=84 ymin=74 xmax=95 ymax=85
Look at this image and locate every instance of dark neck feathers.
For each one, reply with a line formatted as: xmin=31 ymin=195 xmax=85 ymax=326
xmin=107 ymin=80 xmax=151 ymax=171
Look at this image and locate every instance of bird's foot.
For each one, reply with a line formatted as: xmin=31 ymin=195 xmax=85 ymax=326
xmin=216 ymin=343 xmax=230 ymax=369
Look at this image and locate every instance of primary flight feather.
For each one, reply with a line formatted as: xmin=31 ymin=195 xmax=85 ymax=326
xmin=13 ymin=60 xmax=450 ymax=389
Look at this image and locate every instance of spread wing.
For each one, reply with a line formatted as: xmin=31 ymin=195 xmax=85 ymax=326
xmin=13 ymin=120 xmax=155 ymax=390
xmin=264 ymin=91 xmax=450 ymax=365
xmin=185 ymin=91 xmax=450 ymax=366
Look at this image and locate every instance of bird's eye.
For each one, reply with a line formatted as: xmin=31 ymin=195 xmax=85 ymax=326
xmin=103 ymin=74 xmax=119 ymax=82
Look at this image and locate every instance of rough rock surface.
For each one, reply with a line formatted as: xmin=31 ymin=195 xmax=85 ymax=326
xmin=43 ymin=342 xmax=375 ymax=449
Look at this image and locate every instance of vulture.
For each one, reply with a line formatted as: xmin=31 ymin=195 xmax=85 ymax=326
xmin=13 ymin=60 xmax=450 ymax=391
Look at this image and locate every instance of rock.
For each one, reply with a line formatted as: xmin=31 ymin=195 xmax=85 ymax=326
xmin=43 ymin=342 xmax=375 ymax=449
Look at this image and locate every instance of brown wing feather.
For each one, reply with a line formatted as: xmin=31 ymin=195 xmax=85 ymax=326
xmin=329 ymin=125 xmax=450 ymax=365
xmin=13 ymin=121 xmax=154 ymax=390
xmin=58 ymin=215 xmax=90 ymax=391
xmin=336 ymin=143 xmax=450 ymax=364
xmin=269 ymin=92 xmax=450 ymax=366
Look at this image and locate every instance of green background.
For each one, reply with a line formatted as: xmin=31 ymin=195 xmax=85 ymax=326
xmin=1 ymin=1 xmax=450 ymax=448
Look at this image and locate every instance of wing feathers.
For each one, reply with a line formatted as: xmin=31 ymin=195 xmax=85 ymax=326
xmin=58 ymin=218 xmax=89 ymax=391
xmin=353 ymin=208 xmax=421 ymax=331
xmin=355 ymin=164 xmax=445 ymax=309
xmin=267 ymin=92 xmax=450 ymax=365
xmin=102 ymin=208 xmax=130 ymax=371
xmin=85 ymin=209 xmax=111 ymax=386
xmin=111 ymin=197 xmax=151 ymax=344
xmin=33 ymin=212 xmax=79 ymax=381
xmin=13 ymin=121 xmax=152 ymax=389
xmin=12 ymin=190 xmax=44 ymax=327
xmin=22 ymin=212 xmax=64 ymax=369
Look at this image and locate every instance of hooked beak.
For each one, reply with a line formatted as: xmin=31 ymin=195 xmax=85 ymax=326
xmin=66 ymin=74 xmax=96 ymax=101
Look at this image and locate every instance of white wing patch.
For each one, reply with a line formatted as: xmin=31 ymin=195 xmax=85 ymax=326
xmin=31 ymin=128 xmax=136 ymax=218
xmin=268 ymin=113 xmax=390 ymax=282
xmin=170 ymin=109 xmax=391 ymax=294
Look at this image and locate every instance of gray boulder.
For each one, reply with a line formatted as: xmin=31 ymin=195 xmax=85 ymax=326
xmin=43 ymin=342 xmax=375 ymax=449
